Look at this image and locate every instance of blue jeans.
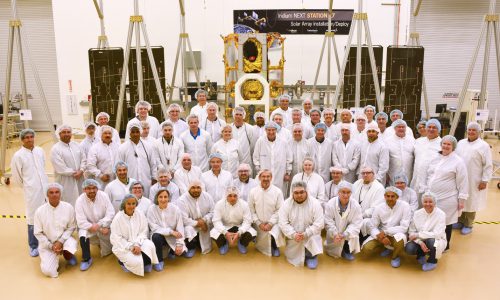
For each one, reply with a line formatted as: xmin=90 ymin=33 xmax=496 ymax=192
xmin=28 ymin=225 xmax=38 ymax=250
xmin=405 ymin=239 xmax=437 ymax=264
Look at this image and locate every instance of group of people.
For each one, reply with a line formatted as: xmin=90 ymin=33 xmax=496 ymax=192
xmin=10 ymin=90 xmax=493 ymax=277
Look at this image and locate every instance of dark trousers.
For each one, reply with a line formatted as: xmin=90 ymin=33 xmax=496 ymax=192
xmin=359 ymin=233 xmax=368 ymax=245
xmin=185 ymin=234 xmax=201 ymax=250
xmin=28 ymin=225 xmax=38 ymax=249
xmin=342 ymin=241 xmax=351 ymax=253
xmin=405 ymin=239 xmax=438 ymax=264
xmin=118 ymin=252 xmax=151 ymax=266
xmin=271 ymin=236 xmax=278 ymax=250
xmin=152 ymin=233 xmax=172 ymax=262
xmin=445 ymin=225 xmax=452 ymax=250
xmin=214 ymin=226 xmax=252 ymax=248
xmin=80 ymin=237 xmax=91 ymax=262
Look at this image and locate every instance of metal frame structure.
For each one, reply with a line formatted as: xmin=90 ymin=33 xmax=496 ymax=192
xmin=332 ymin=0 xmax=383 ymax=112
xmin=450 ymin=0 xmax=500 ymax=135
xmin=168 ymin=0 xmax=201 ymax=112
xmin=92 ymin=0 xmax=109 ymax=49
xmin=1 ymin=0 xmax=57 ymax=183
xmin=115 ymin=0 xmax=168 ymax=132
xmin=311 ymin=0 xmax=341 ymax=106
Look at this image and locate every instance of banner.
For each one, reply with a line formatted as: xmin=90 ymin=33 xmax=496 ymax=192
xmin=233 ymin=9 xmax=354 ymax=35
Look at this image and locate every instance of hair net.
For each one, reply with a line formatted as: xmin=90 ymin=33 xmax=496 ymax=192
xmin=421 ymin=192 xmax=437 ymax=204
xmin=278 ymin=94 xmax=291 ymax=102
xmin=393 ymin=173 xmax=408 ymax=185
xmin=385 ymin=186 xmax=402 ymax=198
xmin=337 ymin=181 xmax=353 ymax=192
xmin=314 ymin=122 xmax=327 ymax=132
xmin=209 ymin=152 xmax=225 ymax=162
xmin=113 ymin=161 xmax=128 ymax=174
xmin=232 ymin=106 xmax=247 ymax=118
xmin=442 ymin=135 xmax=458 ymax=150
xmin=391 ymin=119 xmax=407 ymax=128
xmin=467 ymin=121 xmax=481 ymax=132
xmin=100 ymin=125 xmax=113 ymax=134
xmin=253 ymin=111 xmax=266 ymax=121
xmin=95 ymin=112 xmax=110 ymax=123
xmin=225 ymin=185 xmax=240 ymax=198
xmin=19 ymin=128 xmax=35 ymax=140
xmin=265 ymin=121 xmax=280 ymax=130
xmin=364 ymin=105 xmax=376 ymax=113
xmin=366 ymin=122 xmax=380 ymax=133
xmin=390 ymin=109 xmax=403 ymax=119
xmin=355 ymin=114 xmax=368 ymax=121
xmin=135 ymin=100 xmax=152 ymax=113
xmin=426 ymin=119 xmax=442 ymax=132
xmin=45 ymin=182 xmax=63 ymax=196
xmin=82 ymin=179 xmax=101 ymax=190
xmin=375 ymin=112 xmax=388 ymax=120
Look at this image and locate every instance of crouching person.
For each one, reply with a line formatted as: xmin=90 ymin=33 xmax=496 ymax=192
xmin=361 ymin=187 xmax=411 ymax=268
xmin=34 ymin=183 xmax=78 ymax=278
xmin=279 ymin=181 xmax=324 ymax=269
xmin=324 ymin=181 xmax=362 ymax=261
xmin=75 ymin=179 xmax=115 ymax=271
xmin=110 ymin=194 xmax=158 ymax=276
xmin=210 ymin=186 xmax=257 ymax=255
xmin=405 ymin=192 xmax=447 ymax=272
xmin=147 ymin=188 xmax=187 ymax=271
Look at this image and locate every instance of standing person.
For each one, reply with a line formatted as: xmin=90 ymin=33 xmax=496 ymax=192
xmin=190 ymin=89 xmax=209 ymax=120
xmin=290 ymin=158 xmax=327 ymax=208
xmin=301 ymin=98 xmax=313 ymax=124
xmin=375 ymin=112 xmax=390 ymax=141
xmin=94 ymin=112 xmax=121 ymax=144
xmin=324 ymin=167 xmax=345 ymax=200
xmin=322 ymin=108 xmax=337 ymax=141
xmin=177 ymin=181 xmax=215 ymax=256
xmin=252 ymin=111 xmax=266 ymax=138
xmin=149 ymin=168 xmax=181 ymax=204
xmin=272 ymin=112 xmax=292 ymax=143
xmin=287 ymin=108 xmax=313 ymax=139
xmin=253 ymin=121 xmax=293 ymax=192
xmin=405 ymin=192 xmax=447 ymax=272
xmin=180 ymin=114 xmax=213 ymax=172
xmin=352 ymin=114 xmax=368 ymax=144
xmin=86 ymin=125 xmax=120 ymax=189
xmin=308 ymin=123 xmax=334 ymax=183
xmin=270 ymin=94 xmax=293 ymax=127
xmin=289 ymin=123 xmax=312 ymax=179
xmin=50 ymin=124 xmax=85 ymax=206
xmin=110 ymin=194 xmax=159 ymax=276
xmin=411 ymin=119 xmax=442 ymax=199
xmin=210 ymin=186 xmax=257 ymax=255
xmin=139 ymin=121 xmax=156 ymax=145
xmin=385 ymin=109 xmax=414 ymax=138
xmin=75 ymin=179 xmax=115 ymax=271
xmin=211 ymin=125 xmax=242 ymax=178
xmin=279 ymin=181 xmax=324 ymax=269
xmin=386 ymin=119 xmax=415 ymax=185
xmin=129 ymin=180 xmax=153 ymax=215
xmin=364 ymin=105 xmax=376 ymax=126
xmin=324 ymin=181 xmax=363 ymax=261
xmin=416 ymin=120 xmax=427 ymax=138
xmin=118 ymin=123 xmax=157 ymax=196
xmin=125 ymin=100 xmax=161 ymax=139
xmin=104 ymin=161 xmax=135 ymax=212
xmin=333 ymin=109 xmax=356 ymax=139
xmin=248 ymin=169 xmax=285 ymax=257
xmin=166 ymin=103 xmax=189 ymax=137
xmin=79 ymin=122 xmax=98 ymax=158
xmin=34 ymin=183 xmax=78 ymax=278
xmin=455 ymin=122 xmax=493 ymax=235
xmin=153 ymin=121 xmax=184 ymax=176
xmin=358 ymin=122 xmax=389 ymax=185
xmin=425 ymin=135 xmax=469 ymax=250
xmin=201 ymin=153 xmax=233 ymax=202
xmin=232 ymin=163 xmax=258 ymax=202
xmin=332 ymin=123 xmax=360 ymax=183
xmin=231 ymin=106 xmax=255 ymax=169
xmin=200 ymin=102 xmax=226 ymax=143
xmin=173 ymin=153 xmax=203 ymax=195
xmin=11 ymin=129 xmax=49 ymax=257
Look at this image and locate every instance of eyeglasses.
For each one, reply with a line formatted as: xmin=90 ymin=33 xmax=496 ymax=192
xmin=361 ymin=172 xmax=374 ymax=175
xmin=293 ymin=190 xmax=306 ymax=194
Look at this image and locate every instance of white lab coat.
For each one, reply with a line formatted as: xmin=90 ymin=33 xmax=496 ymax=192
xmin=177 ymin=191 xmax=215 ymax=254
xmin=75 ymin=191 xmax=115 ymax=257
xmin=173 ymin=166 xmax=203 ymax=195
xmin=289 ymin=138 xmax=313 ymax=179
xmin=399 ymin=187 xmax=419 ymax=214
xmin=136 ymin=197 xmax=153 ymax=216
xmin=50 ymin=141 xmax=86 ymax=206
xmin=180 ymin=129 xmax=213 ymax=172
xmin=211 ymin=139 xmax=243 ymax=178
xmin=308 ymin=137 xmax=335 ymax=183
xmin=271 ymin=107 xmax=293 ymax=127
xmin=332 ymin=122 xmax=357 ymax=139
xmin=118 ymin=140 xmax=157 ymax=196
xmin=200 ymin=117 xmax=227 ymax=143
xmin=232 ymin=178 xmax=258 ymax=202
xmin=352 ymin=179 xmax=386 ymax=236
xmin=324 ymin=197 xmax=363 ymax=257
xmin=278 ymin=197 xmax=324 ymax=267
xmin=248 ymin=185 xmax=285 ymax=256
xmin=456 ymin=138 xmax=493 ymax=212
xmin=287 ymin=123 xmax=314 ymax=140
xmin=149 ymin=182 xmax=181 ymax=205
xmin=11 ymin=146 xmax=48 ymax=225
xmin=385 ymin=125 xmax=415 ymax=140
xmin=365 ymin=200 xmax=411 ymax=246
xmin=324 ymin=180 xmax=342 ymax=200
xmin=104 ymin=178 xmax=135 ymax=213
xmin=291 ymin=172 xmax=327 ymax=207
xmin=231 ymin=123 xmax=255 ymax=168
xmin=79 ymin=136 xmax=98 ymax=158
xmin=359 ymin=138 xmax=389 ymax=185
xmin=147 ymin=204 xmax=187 ymax=253
xmin=201 ymin=170 xmax=233 ymax=202
xmin=409 ymin=207 xmax=447 ymax=259
xmin=210 ymin=198 xmax=257 ymax=239
xmin=153 ymin=136 xmax=184 ymax=173
xmin=190 ymin=103 xmax=208 ymax=120
xmin=253 ymin=125 xmax=265 ymax=141
xmin=253 ymin=136 xmax=293 ymax=191
xmin=34 ymin=201 xmax=77 ymax=278
xmin=386 ymin=134 xmax=415 ymax=185
xmin=277 ymin=127 xmax=292 ymax=144
xmin=110 ymin=210 xmax=158 ymax=276
xmin=332 ymin=139 xmax=361 ymax=183
xmin=95 ymin=126 xmax=121 ymax=145
xmin=86 ymin=141 xmax=120 ymax=189
xmin=167 ymin=119 xmax=189 ymax=138
xmin=325 ymin=123 xmax=337 ymax=141
xmin=352 ymin=128 xmax=367 ymax=144
xmin=426 ymin=152 xmax=469 ymax=225
xmin=125 ymin=115 xmax=161 ymax=139
xmin=411 ymin=136 xmax=442 ymax=193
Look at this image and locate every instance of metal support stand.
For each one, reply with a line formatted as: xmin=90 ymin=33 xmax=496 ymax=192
xmin=115 ymin=0 xmax=168 ymax=132
xmin=93 ymin=0 xmax=109 ymax=49
xmin=168 ymin=0 xmax=201 ymax=112
xmin=1 ymin=0 xmax=57 ymax=182
xmin=332 ymin=0 xmax=383 ymax=112
xmin=312 ymin=0 xmax=341 ymax=107
xmin=450 ymin=0 xmax=500 ymax=135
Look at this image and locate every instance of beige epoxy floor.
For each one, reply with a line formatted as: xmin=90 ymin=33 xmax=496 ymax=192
xmin=0 ymin=133 xmax=499 ymax=300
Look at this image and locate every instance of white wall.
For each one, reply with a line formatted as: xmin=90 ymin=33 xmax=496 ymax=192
xmin=51 ymin=0 xmax=410 ymax=128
